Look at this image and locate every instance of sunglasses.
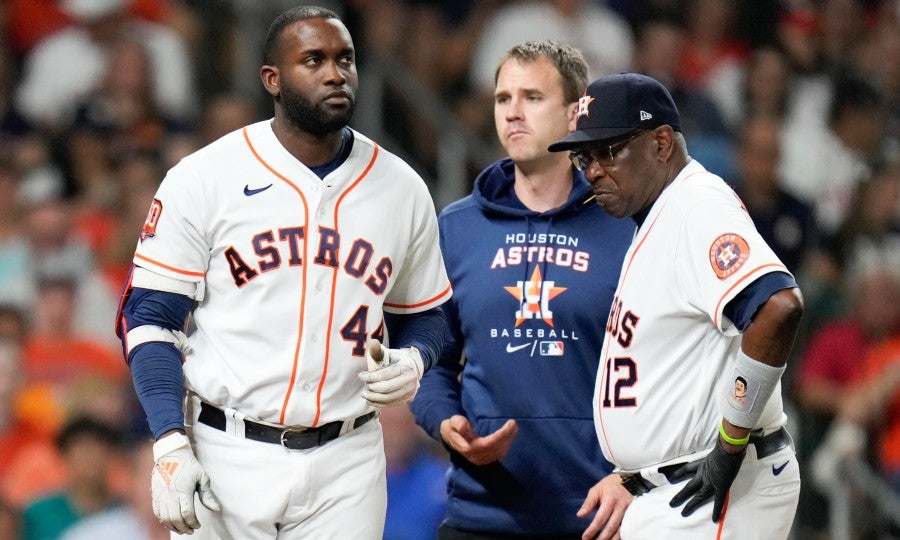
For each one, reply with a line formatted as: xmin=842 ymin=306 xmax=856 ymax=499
xmin=569 ymin=128 xmax=652 ymax=171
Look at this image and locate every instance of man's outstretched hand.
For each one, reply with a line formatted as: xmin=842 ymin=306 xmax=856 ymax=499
xmin=439 ymin=415 xmax=517 ymax=466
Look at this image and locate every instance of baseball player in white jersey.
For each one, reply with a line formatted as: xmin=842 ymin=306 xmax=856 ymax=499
xmin=114 ymin=6 xmax=451 ymax=539
xmin=549 ymin=73 xmax=803 ymax=539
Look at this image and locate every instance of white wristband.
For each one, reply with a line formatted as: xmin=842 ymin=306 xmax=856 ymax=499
xmin=721 ymin=349 xmax=785 ymax=429
xmin=153 ymin=432 xmax=190 ymax=460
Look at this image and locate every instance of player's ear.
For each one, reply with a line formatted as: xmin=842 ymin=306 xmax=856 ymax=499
xmin=260 ymin=65 xmax=280 ymax=97
xmin=654 ymin=126 xmax=675 ymax=160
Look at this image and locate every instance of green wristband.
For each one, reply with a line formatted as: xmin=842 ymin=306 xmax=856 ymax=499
xmin=719 ymin=421 xmax=750 ymax=446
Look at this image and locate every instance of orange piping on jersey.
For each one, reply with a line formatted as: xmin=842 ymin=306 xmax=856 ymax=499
xmin=712 ymin=263 xmax=788 ymax=328
xmin=313 ymin=143 xmax=380 ymax=427
xmin=243 ymin=127 xmax=311 ymax=425
xmin=596 ymin=204 xmax=667 ymax=463
xmin=134 ymin=253 xmax=205 ymax=277
xmin=617 ymin=171 xmax=705 ymax=278
xmin=384 ymin=283 xmax=452 ymax=309
xmin=715 ymin=492 xmax=731 ymax=538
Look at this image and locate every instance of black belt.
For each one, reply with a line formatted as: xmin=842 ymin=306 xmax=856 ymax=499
xmin=621 ymin=426 xmax=792 ymax=497
xmin=197 ymin=401 xmax=376 ymax=450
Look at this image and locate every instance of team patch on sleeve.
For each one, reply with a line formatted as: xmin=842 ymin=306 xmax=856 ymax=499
xmin=140 ymin=198 xmax=163 ymax=242
xmin=708 ymin=233 xmax=750 ymax=279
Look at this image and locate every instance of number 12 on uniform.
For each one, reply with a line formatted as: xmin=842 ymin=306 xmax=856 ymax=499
xmin=601 ymin=357 xmax=637 ymax=408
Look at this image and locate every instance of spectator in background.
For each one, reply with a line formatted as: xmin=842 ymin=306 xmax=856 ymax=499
xmin=0 ymin=172 xmax=121 ymax=347
xmin=22 ymin=273 xmax=126 ymax=393
xmin=774 ymin=4 xmax=834 ymax=134
xmin=810 ymin=270 xmax=900 ymax=534
xmin=469 ymin=0 xmax=633 ymax=94
xmin=0 ymin=43 xmax=33 ymax=142
xmin=77 ymin=151 xmax=165 ymax=293
xmin=60 ymin=438 xmax=167 ymax=540
xmin=65 ymin=38 xmax=183 ymax=209
xmin=799 ymin=163 xmax=900 ymax=347
xmin=0 ymin=497 xmax=20 ymax=540
xmin=0 ymin=162 xmax=27 ymax=290
xmin=793 ymin=264 xmax=900 ymax=537
xmin=343 ymin=0 xmax=499 ymax=177
xmin=198 ymin=93 xmax=263 ymax=146
xmin=850 ymin=9 xmax=900 ymax=121
xmin=15 ymin=0 xmax=197 ymax=132
xmin=0 ymin=305 xmax=27 ymax=344
xmin=4 ymin=0 xmax=197 ymax=60
xmin=818 ymin=0 xmax=871 ymax=73
xmin=381 ymin=405 xmax=447 ymax=540
xmin=20 ymin=415 xmax=124 ymax=540
xmin=733 ymin=115 xmax=818 ymax=274
xmin=732 ymin=45 xmax=791 ymax=131
xmin=676 ymin=0 xmax=750 ymax=126
xmin=779 ymin=70 xmax=885 ymax=236
xmin=795 ymin=264 xmax=900 ymax=422
xmin=631 ymin=17 xmax=733 ymax=177
xmin=833 ymin=331 xmax=900 ymax=493
xmin=0 ymin=337 xmax=54 ymax=509
xmin=828 ymin=163 xmax=900 ymax=281
xmin=464 ymin=0 xmax=633 ymax=141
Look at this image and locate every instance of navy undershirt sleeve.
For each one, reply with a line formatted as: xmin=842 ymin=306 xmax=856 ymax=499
xmin=130 ymin=343 xmax=187 ymax=439
xmin=383 ymin=306 xmax=447 ymax=372
xmin=121 ymin=287 xmax=194 ymax=440
xmin=723 ymin=272 xmax=797 ymax=331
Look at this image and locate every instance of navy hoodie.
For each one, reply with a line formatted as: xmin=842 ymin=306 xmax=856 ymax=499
xmin=411 ymin=159 xmax=635 ymax=535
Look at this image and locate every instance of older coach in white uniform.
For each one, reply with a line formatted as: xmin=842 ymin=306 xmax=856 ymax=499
xmin=551 ymin=73 xmax=802 ymax=540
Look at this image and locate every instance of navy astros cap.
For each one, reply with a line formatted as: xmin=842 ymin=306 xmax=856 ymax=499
xmin=548 ymin=72 xmax=681 ymax=152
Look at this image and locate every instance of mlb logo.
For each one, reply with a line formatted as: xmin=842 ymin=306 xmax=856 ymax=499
xmin=539 ymin=341 xmax=564 ymax=356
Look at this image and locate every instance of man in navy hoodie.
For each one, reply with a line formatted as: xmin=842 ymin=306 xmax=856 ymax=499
xmin=411 ymin=41 xmax=636 ymax=539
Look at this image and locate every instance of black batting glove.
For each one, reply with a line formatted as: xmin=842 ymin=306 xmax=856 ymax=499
xmin=668 ymin=437 xmax=746 ymax=522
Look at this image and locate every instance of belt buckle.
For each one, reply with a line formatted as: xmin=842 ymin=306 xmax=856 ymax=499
xmin=279 ymin=426 xmax=308 ymax=447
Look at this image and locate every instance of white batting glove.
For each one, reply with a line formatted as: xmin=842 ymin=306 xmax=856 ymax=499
xmin=151 ymin=432 xmax=221 ymax=535
xmin=358 ymin=339 xmax=424 ymax=407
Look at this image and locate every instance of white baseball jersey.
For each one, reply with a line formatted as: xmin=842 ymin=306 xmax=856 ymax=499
xmin=133 ymin=120 xmax=451 ymax=427
xmin=593 ymin=159 xmax=791 ymax=472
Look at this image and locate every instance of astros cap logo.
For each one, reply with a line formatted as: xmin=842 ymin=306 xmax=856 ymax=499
xmin=575 ymin=93 xmax=595 ymax=120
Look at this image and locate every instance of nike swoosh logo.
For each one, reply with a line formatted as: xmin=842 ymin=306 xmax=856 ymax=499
xmin=506 ymin=343 xmax=530 ymax=353
xmin=772 ymin=461 xmax=789 ymax=476
xmin=244 ymin=184 xmax=273 ymax=196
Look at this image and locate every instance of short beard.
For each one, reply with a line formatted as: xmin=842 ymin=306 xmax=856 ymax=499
xmin=279 ymin=83 xmax=355 ymax=136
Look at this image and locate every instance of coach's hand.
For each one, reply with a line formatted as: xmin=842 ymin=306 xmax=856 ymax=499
xmin=577 ymin=473 xmax=632 ymax=540
xmin=151 ymin=431 xmax=220 ymax=534
xmin=440 ymin=415 xmax=517 ymax=465
xmin=358 ymin=339 xmax=423 ymax=407
xmin=668 ymin=437 xmax=746 ymax=522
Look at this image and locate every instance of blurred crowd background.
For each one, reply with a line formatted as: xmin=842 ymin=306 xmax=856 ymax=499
xmin=0 ymin=0 xmax=897 ymax=539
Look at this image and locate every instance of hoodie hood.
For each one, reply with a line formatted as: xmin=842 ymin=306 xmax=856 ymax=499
xmin=471 ymin=158 xmax=594 ymax=218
